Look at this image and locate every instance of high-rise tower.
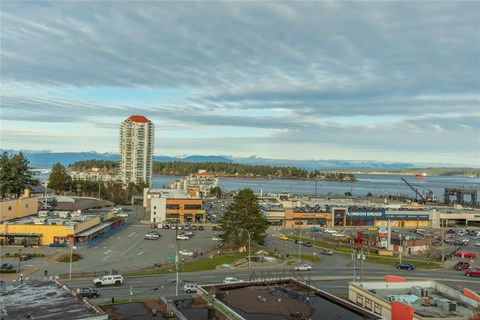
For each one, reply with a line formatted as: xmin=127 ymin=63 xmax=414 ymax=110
xmin=119 ymin=115 xmax=154 ymax=187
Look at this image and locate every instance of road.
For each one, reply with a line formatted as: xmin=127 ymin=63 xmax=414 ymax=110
xmin=2 ymin=206 xmax=479 ymax=306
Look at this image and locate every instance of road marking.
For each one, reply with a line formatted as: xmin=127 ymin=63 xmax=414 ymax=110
xmin=121 ymin=236 xmax=145 ymax=257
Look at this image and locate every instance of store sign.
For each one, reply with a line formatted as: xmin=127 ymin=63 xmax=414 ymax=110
xmin=347 ymin=210 xmax=386 ymax=218
xmin=386 ymin=214 xmax=429 ymax=220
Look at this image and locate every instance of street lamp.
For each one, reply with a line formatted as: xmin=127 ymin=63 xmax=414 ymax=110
xmin=18 ymin=248 xmax=22 ymax=273
xmin=351 ymin=249 xmax=357 ymax=281
xmin=399 ymin=234 xmax=403 ymax=265
xmin=298 ymin=228 xmax=306 ymax=262
xmin=244 ymin=229 xmax=251 ymax=268
xmin=69 ymin=240 xmax=76 ymax=280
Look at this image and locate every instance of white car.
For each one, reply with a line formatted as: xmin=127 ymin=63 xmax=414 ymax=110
xmin=176 ymin=235 xmax=190 ymax=240
xmin=212 ymin=237 xmax=222 ymax=241
xmin=179 ymin=249 xmax=194 ymax=256
xmin=325 ymin=228 xmax=336 ymax=234
xmin=332 ymin=232 xmax=344 ymax=237
xmin=223 ymin=277 xmax=244 ymax=284
xmin=294 ymin=264 xmax=312 ymax=271
xmin=475 ymin=242 xmax=480 ymax=247
xmin=117 ymin=212 xmax=129 ymax=217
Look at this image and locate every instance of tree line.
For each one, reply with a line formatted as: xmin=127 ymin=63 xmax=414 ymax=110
xmin=69 ymin=160 xmax=357 ymax=181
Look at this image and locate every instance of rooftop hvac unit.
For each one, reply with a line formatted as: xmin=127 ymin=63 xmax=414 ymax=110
xmin=412 ymin=286 xmax=428 ymax=298
xmin=437 ymin=299 xmax=457 ymax=312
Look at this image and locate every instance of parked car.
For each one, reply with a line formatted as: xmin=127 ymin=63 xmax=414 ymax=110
xmin=179 ymin=249 xmax=194 ymax=257
xmin=198 ymin=226 xmax=204 ymax=231
xmin=93 ymin=275 xmax=124 ymax=287
xmin=396 ymin=263 xmax=415 ymax=270
xmin=76 ymin=287 xmax=100 ymax=298
xmin=20 ymin=253 xmax=32 ymax=261
xmin=183 ymin=283 xmax=198 ymax=293
xmin=1 ymin=263 xmax=13 ymax=270
xmin=279 ymin=235 xmax=289 ymax=240
xmin=310 ymin=227 xmax=320 ymax=232
xmin=319 ymin=249 xmax=334 ymax=255
xmin=324 ymin=228 xmax=336 ymax=234
xmin=223 ymin=277 xmax=244 ymax=284
xmin=117 ymin=212 xmax=129 ymax=218
xmin=294 ymin=264 xmax=312 ymax=271
xmin=258 ymin=240 xmax=266 ymax=246
xmin=176 ymin=235 xmax=190 ymax=240
xmin=302 ymin=242 xmax=312 ymax=247
xmin=212 ymin=237 xmax=222 ymax=241
xmin=465 ymin=268 xmax=480 ymax=277
xmin=145 ymin=231 xmax=161 ymax=240
xmin=475 ymin=242 xmax=480 ymax=247
xmin=454 ymin=262 xmax=470 ymax=270
xmin=455 ymin=251 xmax=477 ymax=259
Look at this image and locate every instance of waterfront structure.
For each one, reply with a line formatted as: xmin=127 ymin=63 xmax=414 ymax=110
xmin=146 ymin=188 xmax=205 ymax=225
xmin=119 ymin=115 xmax=155 ymax=187
xmin=69 ymin=168 xmax=120 ymax=183
xmin=170 ymin=170 xmax=219 ymax=198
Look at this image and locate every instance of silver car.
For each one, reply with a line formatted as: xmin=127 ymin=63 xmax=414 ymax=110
xmin=294 ymin=264 xmax=312 ymax=271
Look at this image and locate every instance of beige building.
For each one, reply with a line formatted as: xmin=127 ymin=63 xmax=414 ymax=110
xmin=145 ymin=189 xmax=205 ymax=225
xmin=119 ymin=115 xmax=155 ymax=187
xmin=349 ymin=279 xmax=479 ymax=320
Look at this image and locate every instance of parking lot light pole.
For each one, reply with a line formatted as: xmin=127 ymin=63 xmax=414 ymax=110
xmin=69 ymin=243 xmax=76 ymax=280
xmin=18 ymin=248 xmax=22 ymax=273
xmin=298 ymin=228 xmax=306 ymax=262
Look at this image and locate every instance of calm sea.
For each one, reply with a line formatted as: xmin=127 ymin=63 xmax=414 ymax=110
xmin=36 ymin=171 xmax=479 ymax=199
xmin=153 ymin=174 xmax=480 ymax=199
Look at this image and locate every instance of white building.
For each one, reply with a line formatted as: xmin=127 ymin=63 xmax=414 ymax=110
xmin=119 ymin=115 xmax=155 ymax=187
xmin=170 ymin=170 xmax=219 ymax=198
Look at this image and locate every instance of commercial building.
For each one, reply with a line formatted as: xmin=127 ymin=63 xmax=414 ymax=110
xmin=1 ymin=280 xmax=108 ymax=320
xmin=119 ymin=115 xmax=155 ymax=187
xmin=0 ymin=191 xmax=124 ymax=247
xmin=145 ymin=189 xmax=206 ymax=225
xmin=349 ymin=277 xmax=480 ymax=320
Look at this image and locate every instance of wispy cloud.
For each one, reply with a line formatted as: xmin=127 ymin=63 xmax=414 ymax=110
xmin=1 ymin=1 xmax=479 ymax=165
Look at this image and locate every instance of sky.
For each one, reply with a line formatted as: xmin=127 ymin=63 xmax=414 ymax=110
xmin=1 ymin=1 xmax=479 ymax=166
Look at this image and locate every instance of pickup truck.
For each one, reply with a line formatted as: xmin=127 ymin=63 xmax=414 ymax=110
xmin=93 ymin=275 xmax=124 ymax=287
xmin=76 ymin=287 xmax=100 ymax=298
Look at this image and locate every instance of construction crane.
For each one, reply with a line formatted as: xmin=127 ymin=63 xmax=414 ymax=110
xmin=400 ymin=178 xmax=436 ymax=203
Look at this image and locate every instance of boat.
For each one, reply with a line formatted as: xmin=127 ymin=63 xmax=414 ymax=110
xmin=415 ymin=173 xmax=427 ymax=179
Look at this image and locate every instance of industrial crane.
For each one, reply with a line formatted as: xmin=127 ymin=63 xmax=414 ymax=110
xmin=400 ymin=178 xmax=436 ymax=203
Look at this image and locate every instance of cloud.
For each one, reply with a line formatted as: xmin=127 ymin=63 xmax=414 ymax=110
xmin=1 ymin=1 xmax=479 ymax=165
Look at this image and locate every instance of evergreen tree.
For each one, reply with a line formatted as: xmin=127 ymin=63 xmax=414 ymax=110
xmin=219 ymin=188 xmax=267 ymax=246
xmin=0 ymin=151 xmax=38 ymax=198
xmin=209 ymin=186 xmax=222 ymax=199
xmin=48 ymin=163 xmax=72 ymax=193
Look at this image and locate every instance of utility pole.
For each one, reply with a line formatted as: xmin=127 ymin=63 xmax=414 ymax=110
xmin=352 ymin=249 xmax=356 ymax=281
xmin=360 ymin=248 xmax=365 ymax=282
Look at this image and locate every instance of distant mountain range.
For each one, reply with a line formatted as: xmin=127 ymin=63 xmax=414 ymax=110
xmin=2 ymin=149 xmax=459 ymax=171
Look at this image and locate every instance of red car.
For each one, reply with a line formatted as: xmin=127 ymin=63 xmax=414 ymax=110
xmin=455 ymin=251 xmax=477 ymax=259
xmin=465 ymin=268 xmax=480 ymax=277
xmin=454 ymin=262 xmax=470 ymax=270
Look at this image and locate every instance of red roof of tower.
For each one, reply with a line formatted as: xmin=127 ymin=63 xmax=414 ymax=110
xmin=128 ymin=115 xmax=149 ymax=123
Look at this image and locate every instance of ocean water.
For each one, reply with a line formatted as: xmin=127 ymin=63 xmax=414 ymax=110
xmin=36 ymin=170 xmax=478 ymax=199
xmin=153 ymin=174 xmax=480 ymax=199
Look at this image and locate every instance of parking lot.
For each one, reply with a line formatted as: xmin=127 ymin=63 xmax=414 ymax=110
xmin=0 ymin=206 xmax=226 ymax=281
